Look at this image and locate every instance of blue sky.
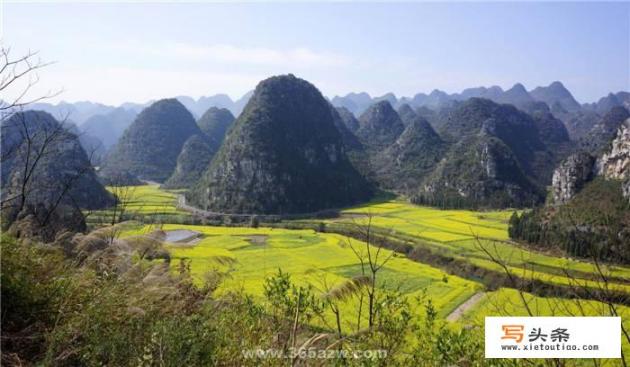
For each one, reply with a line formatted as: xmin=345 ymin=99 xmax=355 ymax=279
xmin=2 ymin=1 xmax=628 ymax=105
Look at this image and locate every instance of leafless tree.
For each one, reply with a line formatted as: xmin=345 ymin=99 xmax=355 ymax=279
xmin=1 ymin=111 xmax=73 ymax=214
xmin=0 ymin=46 xmax=60 ymax=120
xmin=1 ymin=45 xmax=61 ymax=214
xmin=475 ymin=238 xmax=535 ymax=317
xmin=108 ymin=175 xmax=137 ymax=226
xmin=347 ymin=213 xmax=395 ymax=329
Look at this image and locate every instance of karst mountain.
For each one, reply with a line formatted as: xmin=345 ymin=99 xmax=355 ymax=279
xmin=101 ymin=99 xmax=202 ymax=183
xmin=188 ymin=74 xmax=373 ymax=214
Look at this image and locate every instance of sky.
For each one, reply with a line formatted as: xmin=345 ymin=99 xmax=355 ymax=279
xmin=2 ymin=1 xmax=629 ymax=106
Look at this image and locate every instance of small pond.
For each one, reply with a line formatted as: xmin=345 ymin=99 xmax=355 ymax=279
xmin=164 ymin=230 xmax=201 ymax=243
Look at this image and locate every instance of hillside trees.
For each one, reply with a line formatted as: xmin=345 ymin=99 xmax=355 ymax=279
xmin=509 ymin=179 xmax=630 ymax=264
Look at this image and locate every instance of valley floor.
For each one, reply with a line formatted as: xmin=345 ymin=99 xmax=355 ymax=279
xmin=95 ymin=184 xmax=630 ymax=364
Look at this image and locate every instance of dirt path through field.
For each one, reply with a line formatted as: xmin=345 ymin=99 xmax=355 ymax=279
xmin=446 ymin=292 xmax=485 ymax=322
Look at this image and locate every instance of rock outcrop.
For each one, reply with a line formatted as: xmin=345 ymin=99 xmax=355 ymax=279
xmin=511 ymin=118 xmax=630 ymax=264
xmin=596 ymin=122 xmax=630 ymax=179
xmin=579 ymin=106 xmax=630 ymax=155
xmin=596 ymin=121 xmax=630 ymax=201
xmin=551 ymin=152 xmax=596 ymax=204
xmin=550 ymin=114 xmax=630 ymax=205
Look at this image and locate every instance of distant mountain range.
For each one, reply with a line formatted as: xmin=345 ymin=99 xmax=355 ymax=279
xmin=331 ymin=82 xmax=630 ymax=117
xmin=331 ymin=83 xmax=629 ymax=143
xmin=9 ymin=93 xmax=253 ymax=165
xmin=11 ymin=81 xmax=629 ymax=128
xmin=17 ymin=91 xmax=254 ymax=126
xmin=7 ymin=83 xmax=627 ymax=153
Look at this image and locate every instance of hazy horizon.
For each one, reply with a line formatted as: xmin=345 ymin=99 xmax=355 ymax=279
xmin=3 ymin=1 xmax=629 ymax=106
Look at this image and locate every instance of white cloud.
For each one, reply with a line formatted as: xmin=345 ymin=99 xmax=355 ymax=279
xmin=166 ymin=43 xmax=351 ymax=68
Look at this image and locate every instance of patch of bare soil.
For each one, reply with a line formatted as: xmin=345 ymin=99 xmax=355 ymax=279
xmin=245 ymin=235 xmax=268 ymax=245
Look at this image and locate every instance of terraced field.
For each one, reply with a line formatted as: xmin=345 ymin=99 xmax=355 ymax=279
xmin=109 ymin=185 xmax=629 ymax=356
xmin=327 ymin=201 xmax=630 ymax=290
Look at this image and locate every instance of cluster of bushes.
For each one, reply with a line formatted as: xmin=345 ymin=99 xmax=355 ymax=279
xmin=1 ymin=230 xmax=522 ymax=366
xmin=410 ymin=188 xmax=539 ymax=210
xmin=411 ymin=191 xmax=483 ymax=210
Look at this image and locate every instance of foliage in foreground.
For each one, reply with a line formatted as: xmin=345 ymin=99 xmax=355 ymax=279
xmin=0 ymin=232 xmax=519 ymax=366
